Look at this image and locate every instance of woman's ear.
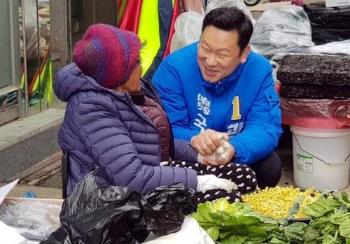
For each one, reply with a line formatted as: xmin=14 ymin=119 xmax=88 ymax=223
xmin=240 ymin=45 xmax=251 ymax=64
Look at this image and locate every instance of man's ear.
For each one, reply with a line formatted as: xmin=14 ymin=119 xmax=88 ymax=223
xmin=240 ymin=45 xmax=251 ymax=64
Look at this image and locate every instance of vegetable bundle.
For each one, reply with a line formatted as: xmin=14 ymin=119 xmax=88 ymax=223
xmin=193 ymin=191 xmax=350 ymax=243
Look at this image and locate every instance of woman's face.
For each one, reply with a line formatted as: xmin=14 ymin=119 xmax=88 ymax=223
xmin=117 ymin=64 xmax=142 ymax=93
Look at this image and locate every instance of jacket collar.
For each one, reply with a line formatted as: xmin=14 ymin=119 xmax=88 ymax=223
xmin=200 ymin=63 xmax=244 ymax=96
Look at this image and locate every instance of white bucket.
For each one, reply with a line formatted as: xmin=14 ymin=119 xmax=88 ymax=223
xmin=291 ymin=126 xmax=350 ymax=191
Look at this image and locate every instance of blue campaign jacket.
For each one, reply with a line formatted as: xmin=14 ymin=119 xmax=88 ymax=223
xmin=152 ymin=43 xmax=282 ymax=164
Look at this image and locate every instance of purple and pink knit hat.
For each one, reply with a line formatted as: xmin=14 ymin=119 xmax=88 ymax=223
xmin=73 ymin=24 xmax=141 ymax=89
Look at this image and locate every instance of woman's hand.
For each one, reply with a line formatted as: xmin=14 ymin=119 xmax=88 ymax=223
xmin=197 ymin=175 xmax=238 ymax=192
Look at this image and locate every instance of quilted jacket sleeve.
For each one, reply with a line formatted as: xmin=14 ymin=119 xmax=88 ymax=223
xmin=173 ymin=139 xmax=198 ymax=163
xmin=74 ymin=96 xmax=198 ymax=194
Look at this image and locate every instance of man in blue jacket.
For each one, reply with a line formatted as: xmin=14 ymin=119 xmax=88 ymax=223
xmin=152 ymin=7 xmax=283 ymax=188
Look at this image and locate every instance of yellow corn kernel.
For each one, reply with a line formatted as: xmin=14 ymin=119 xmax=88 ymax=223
xmin=242 ymin=186 xmax=319 ymax=219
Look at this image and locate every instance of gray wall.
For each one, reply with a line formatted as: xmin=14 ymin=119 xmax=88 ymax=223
xmin=0 ymin=0 xmax=20 ymax=88
xmin=0 ymin=124 xmax=61 ymax=181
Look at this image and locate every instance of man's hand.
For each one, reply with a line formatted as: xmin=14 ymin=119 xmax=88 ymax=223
xmin=197 ymin=141 xmax=235 ymax=166
xmin=191 ymin=129 xmax=228 ymax=156
xmin=215 ymin=140 xmax=235 ymax=165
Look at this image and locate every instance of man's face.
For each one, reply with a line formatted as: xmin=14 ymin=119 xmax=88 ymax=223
xmin=197 ymin=25 xmax=250 ymax=83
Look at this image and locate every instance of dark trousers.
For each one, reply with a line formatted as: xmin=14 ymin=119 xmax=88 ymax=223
xmin=250 ymin=152 xmax=282 ymax=188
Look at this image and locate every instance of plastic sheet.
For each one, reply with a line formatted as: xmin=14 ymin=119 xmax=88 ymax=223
xmin=281 ymin=97 xmax=350 ymax=128
xmin=250 ymin=5 xmax=314 ymax=57
xmin=306 ymin=40 xmax=350 ymax=56
xmin=0 ymin=199 xmax=61 ymax=241
xmin=42 ymin=172 xmax=197 ymax=244
xmin=205 ymin=0 xmax=256 ymax=24
xmin=143 ymin=216 xmax=214 ymax=244
xmin=170 ymin=12 xmax=203 ymax=53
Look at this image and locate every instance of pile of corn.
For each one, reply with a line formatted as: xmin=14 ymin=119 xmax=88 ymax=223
xmin=242 ymin=186 xmax=320 ymax=219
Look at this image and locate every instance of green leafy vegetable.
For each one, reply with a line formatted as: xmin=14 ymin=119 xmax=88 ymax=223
xmin=194 ymin=193 xmax=350 ymax=243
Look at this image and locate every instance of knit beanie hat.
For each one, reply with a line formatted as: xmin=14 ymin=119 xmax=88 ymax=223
xmin=73 ymin=24 xmax=141 ymax=89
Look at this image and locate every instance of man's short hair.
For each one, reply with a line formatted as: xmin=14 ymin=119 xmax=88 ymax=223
xmin=202 ymin=7 xmax=253 ymax=52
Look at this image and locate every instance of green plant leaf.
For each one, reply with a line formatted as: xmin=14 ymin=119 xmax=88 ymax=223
xmin=207 ymin=226 xmax=220 ymax=241
xmin=302 ymin=195 xmax=340 ymax=218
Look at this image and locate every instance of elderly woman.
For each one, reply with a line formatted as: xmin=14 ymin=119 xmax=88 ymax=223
xmin=55 ymin=24 xmax=257 ymax=202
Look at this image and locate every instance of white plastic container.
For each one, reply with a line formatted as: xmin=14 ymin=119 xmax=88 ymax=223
xmin=291 ymin=126 xmax=350 ymax=191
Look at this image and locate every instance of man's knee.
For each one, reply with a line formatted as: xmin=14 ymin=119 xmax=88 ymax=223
xmin=250 ymin=152 xmax=282 ymax=188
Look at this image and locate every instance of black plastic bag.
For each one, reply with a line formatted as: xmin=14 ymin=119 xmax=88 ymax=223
xmin=304 ymin=3 xmax=350 ymax=44
xmin=41 ymin=171 xmax=197 ymax=244
xmin=312 ymin=29 xmax=350 ymax=45
xmin=304 ymin=3 xmax=350 ymax=29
